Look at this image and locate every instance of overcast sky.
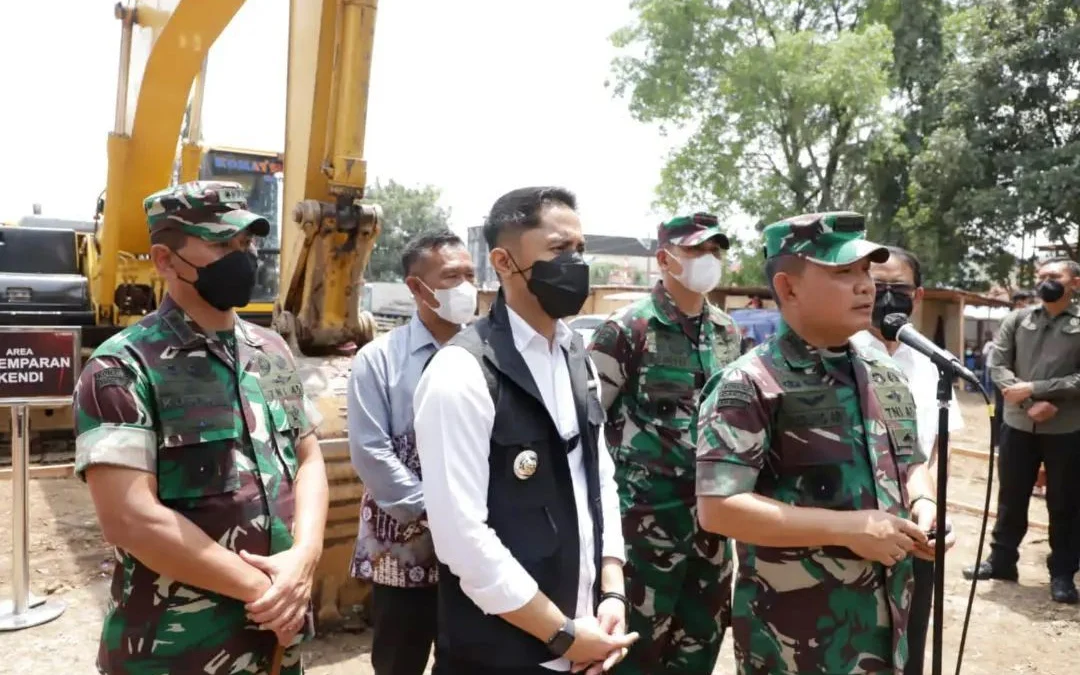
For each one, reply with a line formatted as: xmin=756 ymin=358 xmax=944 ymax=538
xmin=0 ymin=0 xmax=710 ymax=242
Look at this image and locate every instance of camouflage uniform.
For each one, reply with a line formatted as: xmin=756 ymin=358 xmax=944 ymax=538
xmin=589 ymin=215 xmax=742 ymax=675
xmin=695 ymin=213 xmax=921 ymax=675
xmin=74 ymin=181 xmax=320 ymax=675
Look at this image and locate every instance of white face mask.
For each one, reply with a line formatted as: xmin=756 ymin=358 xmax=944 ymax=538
xmin=424 ymin=280 xmax=477 ymax=325
xmin=668 ymin=253 xmax=722 ymax=294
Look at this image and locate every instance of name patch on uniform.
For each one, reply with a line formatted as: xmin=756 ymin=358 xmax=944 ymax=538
xmin=94 ymin=367 xmax=131 ymax=389
xmin=262 ymin=377 xmax=305 ymax=402
xmin=650 ymin=331 xmax=694 ymax=369
xmin=158 ymin=389 xmax=232 ymax=409
xmin=714 ymin=381 xmax=755 ymax=409
xmin=783 ymin=408 xmax=846 ymax=428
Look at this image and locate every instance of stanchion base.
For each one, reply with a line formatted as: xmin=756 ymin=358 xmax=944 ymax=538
xmin=0 ymin=594 xmax=66 ymax=631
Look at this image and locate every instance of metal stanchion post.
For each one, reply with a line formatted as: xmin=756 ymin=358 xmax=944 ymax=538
xmin=0 ymin=405 xmax=66 ymax=631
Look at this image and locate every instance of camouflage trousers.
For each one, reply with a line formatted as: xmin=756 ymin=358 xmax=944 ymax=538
xmin=614 ymin=504 xmax=733 ymax=675
xmin=97 ymin=621 xmax=303 ymax=675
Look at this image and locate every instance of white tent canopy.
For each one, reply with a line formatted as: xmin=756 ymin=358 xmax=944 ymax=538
xmin=963 ymin=305 xmax=1011 ymax=320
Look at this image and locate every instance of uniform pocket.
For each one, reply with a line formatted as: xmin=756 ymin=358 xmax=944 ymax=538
xmin=269 ymin=400 xmax=302 ymax=481
xmin=157 ymin=422 xmax=242 ymax=501
xmin=638 ymin=378 xmax=696 ymax=426
xmin=778 ymin=442 xmax=855 ymax=510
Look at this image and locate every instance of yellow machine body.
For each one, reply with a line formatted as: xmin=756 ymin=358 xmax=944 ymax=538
xmin=1 ymin=0 xmax=384 ymax=624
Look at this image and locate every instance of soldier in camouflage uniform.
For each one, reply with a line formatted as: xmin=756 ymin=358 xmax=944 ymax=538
xmin=588 ymin=213 xmax=741 ymax=675
xmin=74 ymin=181 xmax=329 ymax=675
xmin=695 ymin=212 xmax=939 ymax=675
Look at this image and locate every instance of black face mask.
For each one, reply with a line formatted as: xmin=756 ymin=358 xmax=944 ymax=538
xmin=1037 ymin=279 xmax=1066 ymax=303
xmin=175 ymin=250 xmax=259 ymax=311
xmin=515 ymin=250 xmax=591 ymax=319
xmin=872 ymin=288 xmax=914 ymax=331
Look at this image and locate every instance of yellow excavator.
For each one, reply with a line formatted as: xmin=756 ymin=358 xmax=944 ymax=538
xmin=0 ymin=0 xmax=383 ymax=625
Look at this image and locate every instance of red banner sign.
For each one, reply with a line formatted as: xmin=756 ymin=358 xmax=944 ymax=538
xmin=0 ymin=329 xmax=79 ymax=402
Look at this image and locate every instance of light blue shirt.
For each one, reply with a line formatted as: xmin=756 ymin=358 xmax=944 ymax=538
xmin=347 ymin=313 xmax=441 ymax=525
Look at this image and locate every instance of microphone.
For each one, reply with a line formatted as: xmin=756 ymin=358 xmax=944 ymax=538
xmin=880 ymin=313 xmax=981 ymax=386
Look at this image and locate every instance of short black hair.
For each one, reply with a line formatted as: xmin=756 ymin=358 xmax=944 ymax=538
xmin=885 ymin=246 xmax=923 ymax=288
xmin=482 ymin=186 xmax=577 ymax=249
xmin=400 ymin=229 xmax=463 ymax=277
xmin=1039 ymin=257 xmax=1080 ymax=278
xmin=764 ymin=254 xmax=805 ymax=307
xmin=150 ymin=227 xmax=187 ymax=251
xmin=1012 ymin=289 xmax=1033 ymax=302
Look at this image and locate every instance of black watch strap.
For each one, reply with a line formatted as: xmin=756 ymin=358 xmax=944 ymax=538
xmin=545 ymin=617 xmax=576 ymax=657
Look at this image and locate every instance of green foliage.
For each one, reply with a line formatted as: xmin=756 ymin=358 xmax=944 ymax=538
xmin=612 ymin=0 xmax=900 ymax=227
xmin=723 ymin=235 xmax=767 ymax=287
xmin=361 ymin=180 xmax=453 ymax=282
xmin=898 ymin=0 xmax=1080 ymax=288
xmin=613 ymin=0 xmax=1080 ymax=291
xmin=590 ymin=262 xmax=620 ymax=284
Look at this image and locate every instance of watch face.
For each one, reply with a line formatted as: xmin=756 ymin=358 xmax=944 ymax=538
xmin=548 ymin=630 xmax=574 ymax=656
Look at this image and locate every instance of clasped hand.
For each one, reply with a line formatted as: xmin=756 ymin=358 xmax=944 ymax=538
xmin=242 ymin=547 xmax=316 ymax=646
xmin=569 ymin=597 xmax=638 ymax=674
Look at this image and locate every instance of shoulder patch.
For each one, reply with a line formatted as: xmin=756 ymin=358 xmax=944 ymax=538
xmin=94 ymin=366 xmax=132 ymax=389
xmin=588 ymin=320 xmax=624 ymax=351
xmin=714 ymin=380 xmax=755 ymax=409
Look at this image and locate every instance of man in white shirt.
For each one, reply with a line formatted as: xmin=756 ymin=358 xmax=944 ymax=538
xmin=851 ymin=245 xmax=963 ymax=675
xmin=413 ymin=186 xmax=638 ymax=675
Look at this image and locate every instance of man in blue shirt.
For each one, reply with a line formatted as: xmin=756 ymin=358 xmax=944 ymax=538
xmin=347 ymin=229 xmax=477 ymax=675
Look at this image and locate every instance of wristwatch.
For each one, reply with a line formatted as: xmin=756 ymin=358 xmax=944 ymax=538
xmin=545 ymin=617 xmax=576 ymax=657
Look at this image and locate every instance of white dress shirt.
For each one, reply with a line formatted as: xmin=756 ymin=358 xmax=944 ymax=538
xmin=852 ymin=331 xmax=965 ymax=462
xmin=414 ymin=305 xmax=625 ymax=671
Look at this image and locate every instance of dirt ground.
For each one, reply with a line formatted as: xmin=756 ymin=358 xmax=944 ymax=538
xmin=1 ymin=391 xmax=1077 ymax=674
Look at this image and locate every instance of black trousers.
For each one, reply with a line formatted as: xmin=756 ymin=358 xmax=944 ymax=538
xmin=432 ymin=654 xmax=554 ymax=675
xmin=371 ymin=584 xmax=438 ymax=675
xmin=905 ymin=558 xmax=934 ymax=675
xmin=991 ymin=387 xmax=1004 ymax=448
xmin=989 ymin=426 xmax=1080 ymax=578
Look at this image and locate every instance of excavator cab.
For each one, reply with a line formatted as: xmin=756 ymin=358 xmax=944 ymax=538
xmin=198 ymin=146 xmax=285 ymax=326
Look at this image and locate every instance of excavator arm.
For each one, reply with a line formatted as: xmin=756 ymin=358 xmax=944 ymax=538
xmin=273 ymin=0 xmax=382 ymax=355
xmin=97 ymin=0 xmax=381 ymax=355
xmin=88 ymin=0 xmax=383 ymax=625
xmin=96 ymin=0 xmax=247 ymax=328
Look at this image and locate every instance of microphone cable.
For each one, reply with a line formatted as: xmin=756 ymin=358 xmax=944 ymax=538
xmin=950 ymin=382 xmax=994 ymax=675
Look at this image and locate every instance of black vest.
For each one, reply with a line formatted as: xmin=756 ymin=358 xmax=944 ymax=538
xmin=425 ymin=295 xmax=606 ymax=667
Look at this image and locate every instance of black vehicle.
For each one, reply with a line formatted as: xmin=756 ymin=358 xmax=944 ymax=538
xmin=0 ymin=220 xmax=94 ymax=328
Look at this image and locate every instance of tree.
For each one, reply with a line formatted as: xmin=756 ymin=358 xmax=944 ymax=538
xmin=361 ymin=180 xmax=453 ymax=282
xmin=610 ymin=0 xmax=899 ymax=227
xmin=900 ymin=0 xmax=1080 ymax=288
xmin=866 ymin=0 xmax=948 ymax=245
xmin=723 ymin=236 xmax=768 ymax=287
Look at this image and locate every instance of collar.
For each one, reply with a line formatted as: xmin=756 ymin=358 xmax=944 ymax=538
xmin=157 ymin=295 xmax=265 ymax=349
xmin=1033 ymin=300 xmax=1080 ymax=319
xmin=851 ymin=330 xmax=906 ymax=357
xmin=775 ymin=320 xmax=858 ymax=375
xmin=505 ymin=303 xmax=574 ymax=352
xmin=775 ymin=320 xmax=818 ymax=371
xmin=406 ymin=312 xmax=440 ymax=353
xmin=650 ymin=280 xmax=683 ymax=327
xmin=650 ymin=279 xmax=706 ymax=338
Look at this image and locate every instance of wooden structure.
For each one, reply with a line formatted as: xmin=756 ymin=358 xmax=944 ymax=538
xmin=708 ymin=286 xmax=1010 ymax=358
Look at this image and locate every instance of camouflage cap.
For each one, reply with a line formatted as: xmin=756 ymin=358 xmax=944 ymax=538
xmin=657 ymin=212 xmax=730 ymax=249
xmin=143 ymin=181 xmax=270 ymax=242
xmin=762 ymin=211 xmax=888 ymax=266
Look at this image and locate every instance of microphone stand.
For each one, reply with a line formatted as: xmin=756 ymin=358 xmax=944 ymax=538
xmin=931 ymin=366 xmax=951 ymax=675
